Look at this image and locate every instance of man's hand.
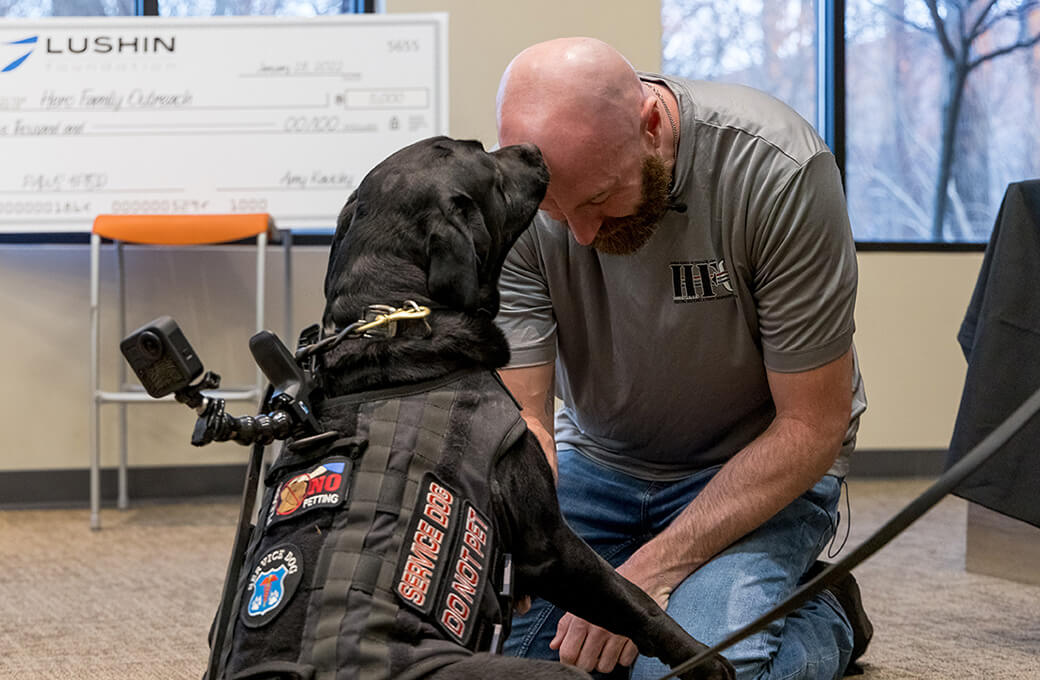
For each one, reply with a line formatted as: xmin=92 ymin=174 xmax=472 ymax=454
xmin=549 ymin=558 xmax=677 ymax=673
xmin=551 ymin=613 xmax=639 ymax=673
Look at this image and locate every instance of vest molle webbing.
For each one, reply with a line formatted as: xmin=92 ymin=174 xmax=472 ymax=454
xmin=212 ymin=370 xmax=524 ymax=680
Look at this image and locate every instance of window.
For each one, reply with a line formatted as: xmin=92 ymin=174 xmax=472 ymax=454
xmin=0 ymin=0 xmax=370 ymax=17
xmin=663 ymin=0 xmax=818 ymax=126
xmin=160 ymin=0 xmax=356 ymax=16
xmin=846 ymin=0 xmax=1040 ymax=242
xmin=663 ymin=0 xmax=1040 ymax=244
xmin=1 ymin=0 xmax=133 ymax=16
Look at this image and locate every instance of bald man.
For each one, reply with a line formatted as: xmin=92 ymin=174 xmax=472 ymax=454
xmin=494 ymin=38 xmax=871 ymax=680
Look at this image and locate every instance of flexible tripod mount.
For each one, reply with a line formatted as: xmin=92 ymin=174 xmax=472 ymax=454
xmin=121 ymin=318 xmax=324 ymax=449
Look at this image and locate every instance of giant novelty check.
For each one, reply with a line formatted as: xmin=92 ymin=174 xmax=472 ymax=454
xmin=0 ymin=14 xmax=447 ymax=232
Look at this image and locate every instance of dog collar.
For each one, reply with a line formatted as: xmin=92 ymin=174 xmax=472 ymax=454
xmin=356 ymin=302 xmax=432 ymax=339
xmin=296 ymin=301 xmax=433 ymax=364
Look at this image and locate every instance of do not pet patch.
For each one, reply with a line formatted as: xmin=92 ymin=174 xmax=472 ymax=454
xmin=267 ymin=457 xmax=352 ymax=527
xmin=241 ymin=543 xmax=303 ymax=628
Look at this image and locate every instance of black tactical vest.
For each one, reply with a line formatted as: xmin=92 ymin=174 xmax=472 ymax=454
xmin=211 ymin=370 xmax=526 ymax=680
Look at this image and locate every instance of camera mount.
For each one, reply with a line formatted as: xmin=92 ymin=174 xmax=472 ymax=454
xmin=121 ymin=302 xmax=431 ymax=452
xmin=187 ymin=378 xmax=319 ymax=448
xmin=121 ymin=317 xmax=324 ymax=450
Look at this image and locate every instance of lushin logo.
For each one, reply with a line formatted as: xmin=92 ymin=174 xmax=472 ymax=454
xmin=45 ymin=35 xmax=176 ymax=54
xmin=2 ymin=36 xmax=38 ymax=72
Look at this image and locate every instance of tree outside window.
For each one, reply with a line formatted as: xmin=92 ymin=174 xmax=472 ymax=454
xmin=663 ymin=0 xmax=1040 ymax=243
xmin=663 ymin=0 xmax=818 ymax=125
xmin=847 ymin=0 xmax=1040 ymax=242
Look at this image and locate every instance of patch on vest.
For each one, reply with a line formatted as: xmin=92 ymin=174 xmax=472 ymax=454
xmin=394 ymin=473 xmax=495 ymax=647
xmin=267 ymin=457 xmax=352 ymax=527
xmin=395 ymin=473 xmax=459 ymax=615
xmin=241 ymin=543 xmax=303 ymax=628
xmin=435 ymin=500 xmax=492 ymax=646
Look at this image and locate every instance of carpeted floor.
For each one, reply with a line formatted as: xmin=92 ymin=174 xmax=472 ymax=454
xmin=0 ymin=478 xmax=1037 ymax=679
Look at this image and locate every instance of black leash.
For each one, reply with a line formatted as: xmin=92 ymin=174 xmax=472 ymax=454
xmin=653 ymin=384 xmax=1040 ymax=680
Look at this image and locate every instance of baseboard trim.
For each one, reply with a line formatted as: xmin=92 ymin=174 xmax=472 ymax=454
xmin=0 ymin=464 xmax=247 ymax=509
xmin=847 ymin=448 xmax=948 ymax=478
xmin=0 ymin=450 xmax=948 ymax=509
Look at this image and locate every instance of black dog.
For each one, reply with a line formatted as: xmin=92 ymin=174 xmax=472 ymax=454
xmin=211 ymin=137 xmax=735 ymax=680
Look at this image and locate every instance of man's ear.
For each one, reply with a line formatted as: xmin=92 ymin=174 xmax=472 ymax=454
xmin=427 ymin=195 xmax=486 ymax=312
xmin=640 ymin=89 xmax=662 ymax=148
xmin=324 ymin=191 xmax=357 ymax=301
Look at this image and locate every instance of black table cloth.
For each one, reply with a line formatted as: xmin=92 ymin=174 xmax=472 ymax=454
xmin=946 ymin=180 xmax=1040 ymax=528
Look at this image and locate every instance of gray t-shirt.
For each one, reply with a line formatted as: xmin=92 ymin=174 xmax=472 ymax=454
xmin=497 ymin=74 xmax=866 ymax=480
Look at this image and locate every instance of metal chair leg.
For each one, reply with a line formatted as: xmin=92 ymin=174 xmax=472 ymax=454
xmin=283 ymin=229 xmax=293 ymax=341
xmin=117 ymin=241 xmax=129 ymax=509
xmin=118 ymin=402 xmax=128 ymax=509
xmin=89 ymin=234 xmax=102 ymax=531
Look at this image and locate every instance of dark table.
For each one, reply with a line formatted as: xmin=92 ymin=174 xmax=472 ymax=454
xmin=947 ymin=179 xmax=1040 ymax=529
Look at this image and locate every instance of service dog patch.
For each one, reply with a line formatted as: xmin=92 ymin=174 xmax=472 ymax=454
xmin=242 ymin=544 xmax=303 ymax=628
xmin=267 ymin=457 xmax=352 ymax=527
xmin=395 ymin=473 xmax=459 ymax=614
xmin=394 ymin=473 xmax=493 ymax=647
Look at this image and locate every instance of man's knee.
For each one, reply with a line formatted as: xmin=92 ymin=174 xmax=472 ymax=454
xmin=713 ymin=592 xmax=852 ymax=680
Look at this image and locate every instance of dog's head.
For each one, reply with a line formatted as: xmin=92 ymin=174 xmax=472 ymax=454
xmin=323 ymin=136 xmax=548 ymax=329
xmin=318 ymin=136 xmax=549 ymax=395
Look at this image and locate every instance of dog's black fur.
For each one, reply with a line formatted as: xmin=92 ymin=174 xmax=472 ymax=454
xmin=313 ymin=136 xmax=734 ymax=680
xmin=321 ymin=137 xmax=525 ymax=394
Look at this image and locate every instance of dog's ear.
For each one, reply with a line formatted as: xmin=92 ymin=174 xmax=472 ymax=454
xmin=324 ymin=191 xmax=358 ymax=300
xmin=427 ymin=194 xmax=487 ymax=312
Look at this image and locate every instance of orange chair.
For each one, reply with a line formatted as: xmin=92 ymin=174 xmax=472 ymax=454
xmin=89 ymin=214 xmax=274 ymax=530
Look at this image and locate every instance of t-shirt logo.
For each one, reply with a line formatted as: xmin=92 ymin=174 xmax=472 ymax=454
xmin=670 ymin=259 xmax=734 ymax=302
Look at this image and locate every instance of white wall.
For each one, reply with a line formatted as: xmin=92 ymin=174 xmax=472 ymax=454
xmin=854 ymin=252 xmax=982 ymax=449
xmin=0 ymin=0 xmax=984 ymax=476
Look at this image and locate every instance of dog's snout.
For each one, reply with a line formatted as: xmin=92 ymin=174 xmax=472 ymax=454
xmin=520 ymin=144 xmax=550 ymax=185
xmin=494 ymin=142 xmax=544 ymax=169
xmin=514 ymin=142 xmax=542 ymax=164
xmin=496 ymin=143 xmax=550 ymax=194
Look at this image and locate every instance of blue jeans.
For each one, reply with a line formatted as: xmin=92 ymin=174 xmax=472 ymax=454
xmin=504 ymin=449 xmax=853 ymax=680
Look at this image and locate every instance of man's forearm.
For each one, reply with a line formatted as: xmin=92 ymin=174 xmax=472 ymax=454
xmin=623 ymin=350 xmax=855 ymax=598
xmin=499 ymin=363 xmax=558 ymax=476
xmin=524 ymin=405 xmax=557 ymax=477
xmin=620 ymin=414 xmax=843 ymax=601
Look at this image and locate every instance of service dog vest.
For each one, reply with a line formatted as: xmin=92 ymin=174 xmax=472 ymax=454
xmin=212 ymin=370 xmax=525 ymax=680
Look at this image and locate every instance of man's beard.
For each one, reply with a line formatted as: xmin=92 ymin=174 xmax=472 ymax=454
xmin=591 ymin=155 xmax=673 ymax=255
